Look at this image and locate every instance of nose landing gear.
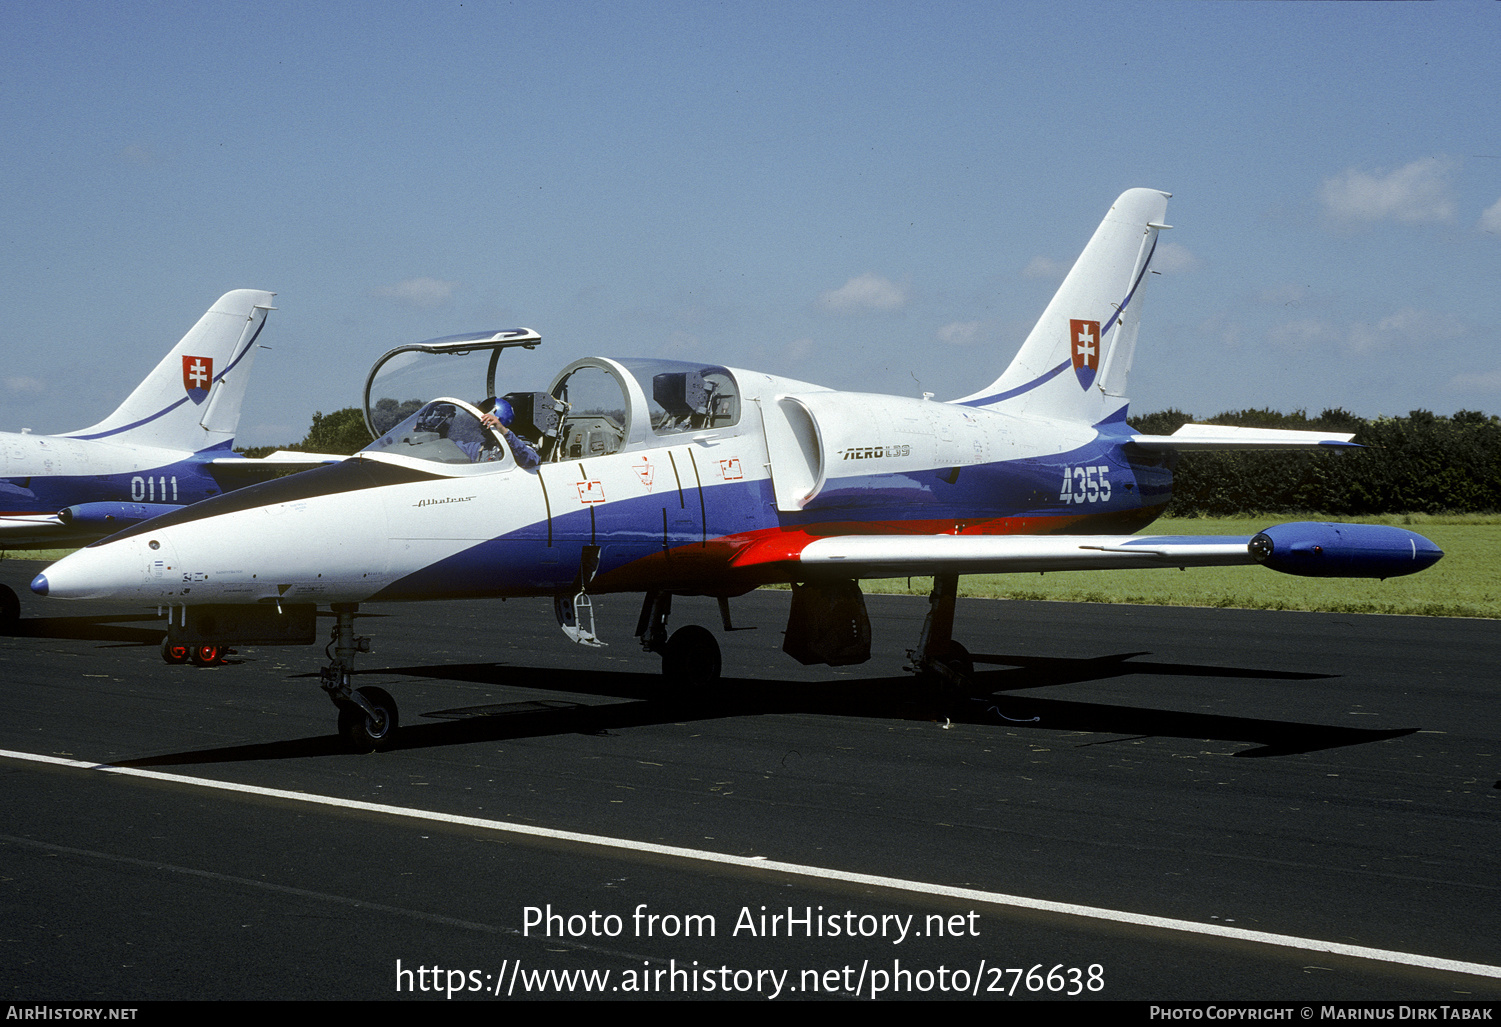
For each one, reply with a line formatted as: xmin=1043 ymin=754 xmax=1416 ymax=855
xmin=317 ymin=603 xmax=394 ymax=751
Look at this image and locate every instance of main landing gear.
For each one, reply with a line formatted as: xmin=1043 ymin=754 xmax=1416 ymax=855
xmin=636 ymin=591 xmax=722 ymax=694
xmin=159 ymin=638 xmax=228 ymax=667
xmin=906 ymin=574 xmax=974 ymax=692
xmin=318 ymin=602 xmax=397 ymax=752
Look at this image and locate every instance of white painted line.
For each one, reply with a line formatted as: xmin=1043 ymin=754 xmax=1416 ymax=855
xmin=6 ymin=746 xmax=1498 ymax=980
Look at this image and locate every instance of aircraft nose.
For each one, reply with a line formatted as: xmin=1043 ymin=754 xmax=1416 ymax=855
xmin=34 ymin=537 xmax=157 ymax=601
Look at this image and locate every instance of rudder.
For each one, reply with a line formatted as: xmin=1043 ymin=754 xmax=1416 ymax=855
xmin=65 ymin=289 xmax=276 ymax=450
xmin=956 ymin=189 xmax=1170 ymax=424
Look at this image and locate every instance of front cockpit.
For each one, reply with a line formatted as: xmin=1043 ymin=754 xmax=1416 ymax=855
xmin=359 ymin=399 xmax=512 ymax=467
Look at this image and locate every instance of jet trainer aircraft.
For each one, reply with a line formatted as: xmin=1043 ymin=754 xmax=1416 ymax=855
xmin=1 ymin=290 xmax=340 ymax=620
xmin=34 ymin=190 xmax=1443 ymax=750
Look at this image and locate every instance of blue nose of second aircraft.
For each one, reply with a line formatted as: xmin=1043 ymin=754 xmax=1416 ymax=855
xmin=30 ymin=573 xmax=48 ymax=597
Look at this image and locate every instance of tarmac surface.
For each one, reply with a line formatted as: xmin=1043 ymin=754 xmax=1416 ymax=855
xmin=1 ymin=556 xmax=1498 ymax=1001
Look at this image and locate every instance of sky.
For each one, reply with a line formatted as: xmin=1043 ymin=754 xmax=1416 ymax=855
xmin=2 ymin=1 xmax=1498 ymax=446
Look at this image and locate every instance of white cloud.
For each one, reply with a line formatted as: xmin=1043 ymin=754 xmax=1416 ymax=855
xmin=1152 ymin=242 xmax=1199 ymax=273
xmin=1479 ymin=197 xmax=1501 ymax=234
xmin=818 ymin=273 xmax=908 ymax=313
xmin=1447 ymin=369 xmax=1501 ymax=393
xmin=1022 ymin=256 xmax=1071 ymax=281
xmin=1318 ymin=157 xmax=1457 ymax=224
xmin=936 ymin=321 xmax=983 ymax=346
xmin=2 ymin=375 xmax=47 ymax=402
xmin=374 ymin=277 xmax=459 ymax=307
xmin=1267 ymin=318 xmax=1338 ymax=350
xmin=782 ymin=336 xmax=818 ymax=363
xmin=1269 ymin=308 xmax=1466 ymax=355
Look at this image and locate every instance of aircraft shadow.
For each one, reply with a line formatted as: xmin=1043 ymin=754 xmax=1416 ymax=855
xmin=0 ymin=614 xmax=164 ymax=646
xmin=117 ymin=651 xmax=1413 ymax=767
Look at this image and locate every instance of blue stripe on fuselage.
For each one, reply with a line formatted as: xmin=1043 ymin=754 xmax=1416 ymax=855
xmin=371 ymin=435 xmax=1175 ymax=600
xmin=2 ymin=450 xmax=232 ymax=516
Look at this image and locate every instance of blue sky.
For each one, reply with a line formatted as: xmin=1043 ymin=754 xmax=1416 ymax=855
xmin=3 ymin=1 xmax=1498 ymax=446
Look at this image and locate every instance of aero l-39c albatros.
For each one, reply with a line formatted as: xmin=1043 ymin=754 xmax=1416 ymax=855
xmin=33 ymin=190 xmax=1443 ymax=750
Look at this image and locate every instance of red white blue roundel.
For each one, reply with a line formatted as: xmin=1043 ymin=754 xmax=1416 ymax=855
xmin=182 ymin=355 xmax=213 ymax=402
xmin=1070 ymin=319 xmax=1100 ymax=390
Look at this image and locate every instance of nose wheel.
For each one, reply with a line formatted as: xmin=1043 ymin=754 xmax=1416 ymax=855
xmin=317 ymin=603 xmax=394 ymax=751
xmin=335 ymin=686 xmax=399 ymax=752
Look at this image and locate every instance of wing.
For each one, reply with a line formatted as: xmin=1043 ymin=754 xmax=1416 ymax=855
xmin=731 ymin=522 xmax=1442 ymax=580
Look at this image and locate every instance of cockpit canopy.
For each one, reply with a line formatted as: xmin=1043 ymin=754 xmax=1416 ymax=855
xmin=361 ymin=330 xmax=742 ymax=468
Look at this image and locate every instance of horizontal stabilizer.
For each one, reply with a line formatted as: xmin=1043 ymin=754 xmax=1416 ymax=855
xmin=1130 ymin=423 xmax=1358 ymax=451
xmin=0 ymin=514 xmax=71 ymax=548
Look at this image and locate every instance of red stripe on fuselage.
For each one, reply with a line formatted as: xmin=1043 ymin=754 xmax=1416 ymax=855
xmin=588 ymin=506 xmax=1166 ymax=594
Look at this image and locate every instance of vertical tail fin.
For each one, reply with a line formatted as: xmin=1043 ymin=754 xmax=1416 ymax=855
xmin=955 ymin=189 xmax=1170 ymax=424
xmin=65 ymin=289 xmax=276 ymax=450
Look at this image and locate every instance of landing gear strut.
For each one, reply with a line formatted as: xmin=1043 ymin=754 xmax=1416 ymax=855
xmin=318 ymin=603 xmax=396 ymax=751
xmin=636 ymin=591 xmax=721 ymax=693
xmin=907 ymin=574 xmax=973 ymax=691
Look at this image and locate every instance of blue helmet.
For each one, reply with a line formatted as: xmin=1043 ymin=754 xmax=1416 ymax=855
xmin=489 ymin=397 xmax=515 ymax=428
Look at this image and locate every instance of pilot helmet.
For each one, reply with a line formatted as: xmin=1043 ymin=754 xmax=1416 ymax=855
xmin=488 ymin=397 xmax=515 ymax=428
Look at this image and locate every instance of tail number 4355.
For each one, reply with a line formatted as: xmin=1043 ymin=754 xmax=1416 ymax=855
xmin=1059 ymin=465 xmax=1111 ymax=504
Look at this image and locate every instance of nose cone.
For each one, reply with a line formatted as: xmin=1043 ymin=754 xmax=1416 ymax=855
xmin=34 ymin=537 xmax=154 ymax=600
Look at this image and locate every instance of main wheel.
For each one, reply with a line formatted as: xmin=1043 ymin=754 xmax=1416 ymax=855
xmin=660 ymin=625 xmax=721 ymax=693
xmin=338 ymin=685 xmax=399 ymax=752
xmin=0 ymin=584 xmax=19 ymax=623
xmin=924 ymin=640 xmax=973 ymax=691
xmin=189 ymin=644 xmax=223 ymax=667
xmin=161 ymin=638 xmax=189 ymax=664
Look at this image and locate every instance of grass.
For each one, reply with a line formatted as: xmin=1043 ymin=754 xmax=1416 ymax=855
xmin=848 ymin=514 xmax=1501 ymax=619
xmin=1 ymin=549 xmax=76 ymax=562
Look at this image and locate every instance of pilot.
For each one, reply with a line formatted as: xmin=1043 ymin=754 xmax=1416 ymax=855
xmin=480 ymin=398 xmax=541 ymax=469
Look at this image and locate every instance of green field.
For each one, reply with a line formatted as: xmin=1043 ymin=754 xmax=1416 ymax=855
xmin=8 ymin=515 xmax=1497 ymax=618
xmin=857 ymin=514 xmax=1501 ymax=619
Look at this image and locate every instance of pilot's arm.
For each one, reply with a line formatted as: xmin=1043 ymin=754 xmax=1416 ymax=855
xmin=500 ymin=426 xmax=541 ymax=469
xmin=481 ymin=412 xmax=541 ymax=469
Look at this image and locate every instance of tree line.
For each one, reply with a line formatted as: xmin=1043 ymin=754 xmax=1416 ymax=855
xmin=245 ymin=405 xmax=1501 ymax=516
xmin=1132 ymin=408 xmax=1501 ymax=515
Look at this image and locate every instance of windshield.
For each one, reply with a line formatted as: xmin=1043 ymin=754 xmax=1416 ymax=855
xmin=359 ymin=398 xmax=510 ymax=466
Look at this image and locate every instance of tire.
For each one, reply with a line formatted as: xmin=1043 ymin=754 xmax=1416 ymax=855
xmin=924 ymin=640 xmax=973 ymax=691
xmin=660 ymin=625 xmax=721 ymax=693
xmin=339 ymin=686 xmax=399 ymax=752
xmin=0 ymin=584 xmax=19 ymax=623
xmin=161 ymin=638 xmax=189 ymax=664
xmin=190 ymin=644 xmax=223 ymax=667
